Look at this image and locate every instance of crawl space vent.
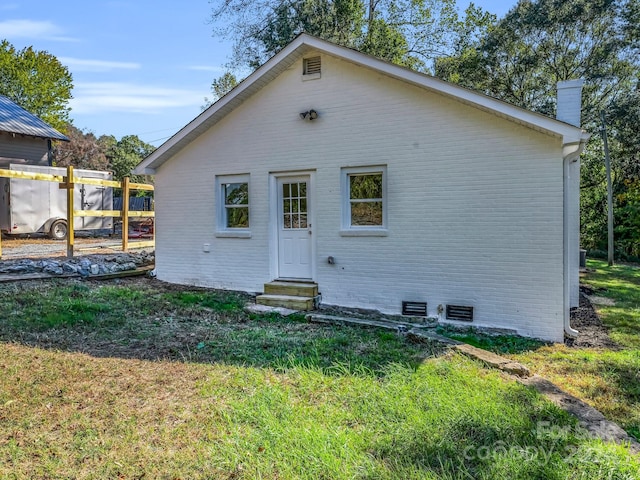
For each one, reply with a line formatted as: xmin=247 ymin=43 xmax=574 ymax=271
xmin=303 ymin=56 xmax=321 ymax=75
xmin=402 ymin=301 xmax=427 ymax=317
xmin=446 ymin=305 xmax=474 ymax=322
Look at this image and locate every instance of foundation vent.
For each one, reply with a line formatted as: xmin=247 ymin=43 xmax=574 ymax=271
xmin=402 ymin=301 xmax=427 ymax=317
xmin=446 ymin=305 xmax=474 ymax=322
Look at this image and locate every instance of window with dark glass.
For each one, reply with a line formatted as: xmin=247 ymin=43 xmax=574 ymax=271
xmin=340 ymin=166 xmax=387 ymax=234
xmin=223 ymin=182 xmax=249 ymax=228
xmin=348 ymin=173 xmax=383 ymax=226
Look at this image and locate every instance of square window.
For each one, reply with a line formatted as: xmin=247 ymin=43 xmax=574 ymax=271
xmin=216 ymin=174 xmax=251 ymax=237
xmin=341 ymin=166 xmax=387 ymax=235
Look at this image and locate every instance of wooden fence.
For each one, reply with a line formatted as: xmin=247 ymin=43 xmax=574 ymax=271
xmin=0 ymin=165 xmax=154 ymax=258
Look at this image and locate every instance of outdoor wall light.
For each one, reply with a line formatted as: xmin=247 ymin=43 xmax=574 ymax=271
xmin=299 ymin=109 xmax=319 ymax=120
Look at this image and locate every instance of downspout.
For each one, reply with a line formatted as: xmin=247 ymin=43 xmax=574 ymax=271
xmin=563 ymin=141 xmax=587 ymax=338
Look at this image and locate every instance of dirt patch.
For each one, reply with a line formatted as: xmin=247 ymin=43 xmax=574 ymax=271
xmin=588 ymin=295 xmax=616 ymax=306
xmin=566 ymin=289 xmax=620 ymax=349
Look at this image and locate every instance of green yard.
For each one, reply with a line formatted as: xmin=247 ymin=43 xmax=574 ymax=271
xmin=444 ymin=259 xmax=640 ymax=444
xmin=510 ymin=260 xmax=640 ymax=442
xmin=0 ymin=275 xmax=638 ymax=479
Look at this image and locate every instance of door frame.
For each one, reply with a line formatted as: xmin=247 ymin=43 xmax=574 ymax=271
xmin=269 ymin=170 xmax=316 ymax=281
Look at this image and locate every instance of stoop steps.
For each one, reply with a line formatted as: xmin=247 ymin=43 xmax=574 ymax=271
xmin=256 ymin=281 xmax=318 ymax=310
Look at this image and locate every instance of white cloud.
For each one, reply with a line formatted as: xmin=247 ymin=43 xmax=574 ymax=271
xmin=0 ymin=19 xmax=77 ymax=41
xmin=59 ymin=57 xmax=141 ymax=72
xmin=70 ymin=82 xmax=205 ymax=114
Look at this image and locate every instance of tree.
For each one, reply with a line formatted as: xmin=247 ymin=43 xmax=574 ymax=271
xmin=436 ymin=0 xmax=637 ymax=122
xmin=211 ymin=0 xmax=365 ymax=69
xmin=54 ymin=124 xmax=109 ymax=171
xmin=0 ymin=40 xmax=73 ymax=132
xmin=434 ymin=0 xmax=640 ymax=258
xmin=102 ymin=134 xmax=156 ymax=184
xmin=209 ymin=0 xmax=478 ymax=72
xmin=203 ymin=72 xmax=239 ymax=110
xmin=605 ymin=84 xmax=640 ymax=257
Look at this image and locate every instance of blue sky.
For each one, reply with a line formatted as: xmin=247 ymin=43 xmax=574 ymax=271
xmin=1 ymin=1 xmax=514 ymax=146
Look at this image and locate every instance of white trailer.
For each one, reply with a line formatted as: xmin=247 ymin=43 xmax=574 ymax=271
xmin=0 ymin=164 xmax=113 ymax=239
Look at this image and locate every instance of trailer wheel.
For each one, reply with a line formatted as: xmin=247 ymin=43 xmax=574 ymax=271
xmin=49 ymin=219 xmax=68 ymax=240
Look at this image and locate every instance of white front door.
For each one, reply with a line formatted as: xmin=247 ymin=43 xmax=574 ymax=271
xmin=277 ymin=175 xmax=312 ymax=279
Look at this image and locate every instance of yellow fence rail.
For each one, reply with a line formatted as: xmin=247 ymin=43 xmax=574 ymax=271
xmin=0 ymin=165 xmax=154 ymax=258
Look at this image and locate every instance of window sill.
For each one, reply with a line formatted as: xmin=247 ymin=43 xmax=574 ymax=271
xmin=215 ymin=230 xmax=252 ymax=238
xmin=339 ymin=229 xmax=388 ymax=237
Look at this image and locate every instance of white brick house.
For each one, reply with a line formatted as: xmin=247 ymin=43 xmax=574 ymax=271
xmin=134 ymin=34 xmax=589 ymax=342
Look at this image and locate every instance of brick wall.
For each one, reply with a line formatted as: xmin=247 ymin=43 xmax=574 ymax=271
xmin=155 ymin=52 xmax=566 ymax=342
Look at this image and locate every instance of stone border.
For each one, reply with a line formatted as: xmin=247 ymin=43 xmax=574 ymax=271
xmin=520 ymin=375 xmax=639 ymax=454
xmin=0 ymin=252 xmax=154 ymax=279
xmin=305 ymin=312 xmax=639 ymax=454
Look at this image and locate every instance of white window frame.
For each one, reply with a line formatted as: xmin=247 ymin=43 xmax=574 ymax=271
xmin=340 ymin=165 xmax=388 ymax=236
xmin=215 ymin=174 xmax=251 ymax=238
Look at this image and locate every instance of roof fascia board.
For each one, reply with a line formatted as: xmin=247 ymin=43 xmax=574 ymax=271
xmin=135 ymin=37 xmax=312 ymax=174
xmin=0 ymin=129 xmax=69 ymax=142
xmin=301 ymin=36 xmax=587 ymax=144
xmin=134 ymin=33 xmax=588 ymax=174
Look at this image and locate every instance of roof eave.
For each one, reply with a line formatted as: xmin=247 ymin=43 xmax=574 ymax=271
xmin=133 ymin=33 xmax=588 ymax=174
xmin=0 ymin=128 xmax=70 ymax=142
xmin=134 ymin=36 xmax=313 ymax=174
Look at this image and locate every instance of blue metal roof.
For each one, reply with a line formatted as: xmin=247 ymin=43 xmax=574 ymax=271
xmin=0 ymin=95 xmax=69 ymax=141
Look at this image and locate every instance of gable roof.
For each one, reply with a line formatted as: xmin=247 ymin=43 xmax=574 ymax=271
xmin=0 ymin=95 xmax=69 ymax=141
xmin=134 ymin=33 xmax=589 ymax=175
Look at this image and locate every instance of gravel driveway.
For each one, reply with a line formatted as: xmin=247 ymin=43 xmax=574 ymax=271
xmin=0 ymin=235 xmax=140 ymax=259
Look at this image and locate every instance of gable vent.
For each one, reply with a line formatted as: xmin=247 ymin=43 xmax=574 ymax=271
xmin=402 ymin=301 xmax=427 ymax=317
xmin=446 ymin=305 xmax=474 ymax=322
xmin=303 ymin=56 xmax=321 ymax=75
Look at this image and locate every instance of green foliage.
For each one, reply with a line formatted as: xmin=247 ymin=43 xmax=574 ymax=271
xmin=582 ymin=86 xmax=640 ymax=257
xmin=615 ymin=180 xmax=640 ymax=258
xmin=203 ymin=71 xmax=238 ymax=109
xmin=163 ymin=291 xmax=246 ymax=312
xmin=251 ymin=0 xmax=366 ymax=68
xmin=0 ymin=278 xmax=639 ymax=476
xmin=436 ymin=0 xmax=636 ymax=121
xmin=0 ymin=39 xmax=73 ymax=132
xmin=210 ymin=0 xmax=488 ymax=72
xmin=439 ymin=327 xmax=548 ymax=354
xmin=101 ymin=134 xmax=155 ymax=184
xmin=53 ymin=125 xmax=155 ymax=186
xmin=0 ymin=283 xmax=117 ymax=330
xmin=581 ymin=259 xmax=640 ymax=348
xmin=435 ymin=0 xmax=640 ymax=259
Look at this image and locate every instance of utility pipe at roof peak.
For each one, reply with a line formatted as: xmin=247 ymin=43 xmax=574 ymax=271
xmin=562 ymin=139 xmax=588 ymax=339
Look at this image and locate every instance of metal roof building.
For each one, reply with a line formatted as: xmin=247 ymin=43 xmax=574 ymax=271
xmin=0 ymin=95 xmax=69 ymax=141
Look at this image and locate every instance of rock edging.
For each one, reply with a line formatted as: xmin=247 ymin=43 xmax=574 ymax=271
xmin=304 ymin=311 xmax=638 ymax=454
xmin=0 ymin=251 xmax=154 ymax=278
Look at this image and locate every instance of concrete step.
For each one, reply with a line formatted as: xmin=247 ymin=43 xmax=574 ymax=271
xmin=264 ymin=281 xmax=318 ymax=297
xmin=256 ymin=294 xmax=315 ymax=311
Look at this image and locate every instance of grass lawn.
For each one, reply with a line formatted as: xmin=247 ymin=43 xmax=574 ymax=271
xmin=445 ymin=259 xmax=640 ymax=444
xmin=0 ymin=277 xmax=638 ymax=479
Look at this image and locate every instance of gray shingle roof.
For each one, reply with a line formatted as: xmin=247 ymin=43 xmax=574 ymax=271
xmin=0 ymin=95 xmax=69 ymax=141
